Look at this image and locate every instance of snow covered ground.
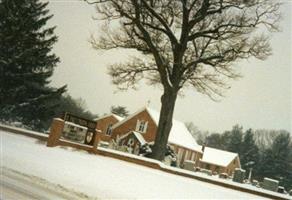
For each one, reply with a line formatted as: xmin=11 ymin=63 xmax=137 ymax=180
xmin=1 ymin=167 xmax=93 ymax=200
xmin=0 ymin=130 xmax=285 ymax=199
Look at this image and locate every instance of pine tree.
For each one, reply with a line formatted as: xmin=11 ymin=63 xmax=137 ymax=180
xmin=111 ymin=105 xmax=129 ymax=117
xmin=240 ymin=129 xmax=260 ymax=178
xmin=226 ymin=125 xmax=243 ymax=154
xmin=205 ymin=133 xmax=224 ymax=149
xmin=258 ymin=132 xmax=292 ymax=190
xmin=0 ymin=0 xmax=66 ymax=130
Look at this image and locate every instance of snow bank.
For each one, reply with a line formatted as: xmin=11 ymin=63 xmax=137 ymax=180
xmin=1 ymin=130 xmax=288 ymax=199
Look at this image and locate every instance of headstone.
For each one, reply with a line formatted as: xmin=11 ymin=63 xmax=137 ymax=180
xmin=233 ymin=168 xmax=246 ymax=183
xmin=183 ymin=160 xmax=196 ymax=171
xmin=262 ymin=177 xmax=279 ymax=192
xmin=252 ymin=180 xmax=259 ymax=186
xmin=277 ymin=186 xmax=285 ymax=194
xmin=164 ymin=155 xmax=172 ymax=166
xmin=219 ymin=173 xmax=228 ymax=179
xmin=201 ymin=169 xmax=212 ymax=176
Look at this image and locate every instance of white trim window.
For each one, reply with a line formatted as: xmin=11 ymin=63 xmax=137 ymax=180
xmin=105 ymin=124 xmax=113 ymax=136
xmin=136 ymin=120 xmax=148 ymax=133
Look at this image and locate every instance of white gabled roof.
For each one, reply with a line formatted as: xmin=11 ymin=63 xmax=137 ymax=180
xmin=112 ymin=106 xmax=201 ymax=153
xmin=94 ymin=114 xmax=124 ymax=122
xmin=119 ymin=131 xmax=147 ymax=145
xmin=200 ymin=147 xmax=239 ymax=167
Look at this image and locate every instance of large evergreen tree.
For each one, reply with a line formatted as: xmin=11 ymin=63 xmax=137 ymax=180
xmin=0 ymin=0 xmax=66 ymax=130
xmin=226 ymin=125 xmax=243 ymax=154
xmin=240 ymin=129 xmax=260 ymax=178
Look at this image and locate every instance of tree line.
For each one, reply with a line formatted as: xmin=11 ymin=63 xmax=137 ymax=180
xmin=186 ymin=123 xmax=292 ymax=190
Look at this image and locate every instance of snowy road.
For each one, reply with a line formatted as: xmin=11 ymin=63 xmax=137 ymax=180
xmin=0 ymin=167 xmax=95 ymax=200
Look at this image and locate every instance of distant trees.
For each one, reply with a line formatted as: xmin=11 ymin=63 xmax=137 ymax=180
xmin=205 ymin=133 xmax=224 ymax=149
xmin=56 ymin=94 xmax=98 ymax=120
xmin=111 ymin=105 xmax=129 ymax=117
xmin=205 ymin=125 xmax=244 ymax=152
xmin=200 ymin=124 xmax=291 ymax=190
xmin=257 ymin=132 xmax=292 ymax=190
xmin=185 ymin=122 xmax=207 ymax=145
xmin=253 ymin=129 xmax=289 ymax=150
xmin=0 ymin=0 xmax=66 ymax=130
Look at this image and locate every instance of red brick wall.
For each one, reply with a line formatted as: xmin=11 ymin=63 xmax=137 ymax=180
xmin=172 ymin=144 xmax=202 ymax=166
xmin=96 ymin=115 xmax=119 ymax=142
xmin=112 ymin=110 xmax=157 ymax=142
xmin=47 ymin=118 xmax=65 ymax=147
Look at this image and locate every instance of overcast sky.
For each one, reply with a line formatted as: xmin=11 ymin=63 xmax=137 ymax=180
xmin=46 ymin=0 xmax=291 ymax=133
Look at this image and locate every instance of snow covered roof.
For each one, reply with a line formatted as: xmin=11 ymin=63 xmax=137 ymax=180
xmin=94 ymin=114 xmax=124 ymax=122
xmin=119 ymin=131 xmax=147 ymax=145
xmin=200 ymin=147 xmax=239 ymax=167
xmin=112 ymin=114 xmax=124 ymax=122
xmin=113 ymin=107 xmax=201 ymax=152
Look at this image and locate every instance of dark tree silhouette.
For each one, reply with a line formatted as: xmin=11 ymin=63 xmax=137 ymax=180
xmin=0 ymin=0 xmax=66 ymax=130
xmin=111 ymin=105 xmax=129 ymax=117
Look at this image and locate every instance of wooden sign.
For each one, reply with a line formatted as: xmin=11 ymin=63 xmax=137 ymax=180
xmin=62 ymin=112 xmax=96 ymax=132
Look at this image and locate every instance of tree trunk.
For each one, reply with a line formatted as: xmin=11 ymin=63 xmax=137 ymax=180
xmin=150 ymin=89 xmax=178 ymax=161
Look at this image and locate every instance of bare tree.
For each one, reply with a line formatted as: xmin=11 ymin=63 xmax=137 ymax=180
xmin=86 ymin=0 xmax=280 ymax=161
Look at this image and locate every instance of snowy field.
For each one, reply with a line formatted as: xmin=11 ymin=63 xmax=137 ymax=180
xmin=0 ymin=130 xmax=281 ymax=199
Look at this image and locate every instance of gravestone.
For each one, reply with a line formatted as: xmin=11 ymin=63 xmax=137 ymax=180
xmin=201 ymin=169 xmax=212 ymax=176
xmin=219 ymin=173 xmax=228 ymax=179
xmin=262 ymin=177 xmax=279 ymax=192
xmin=277 ymin=186 xmax=285 ymax=194
xmin=183 ymin=160 xmax=196 ymax=171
